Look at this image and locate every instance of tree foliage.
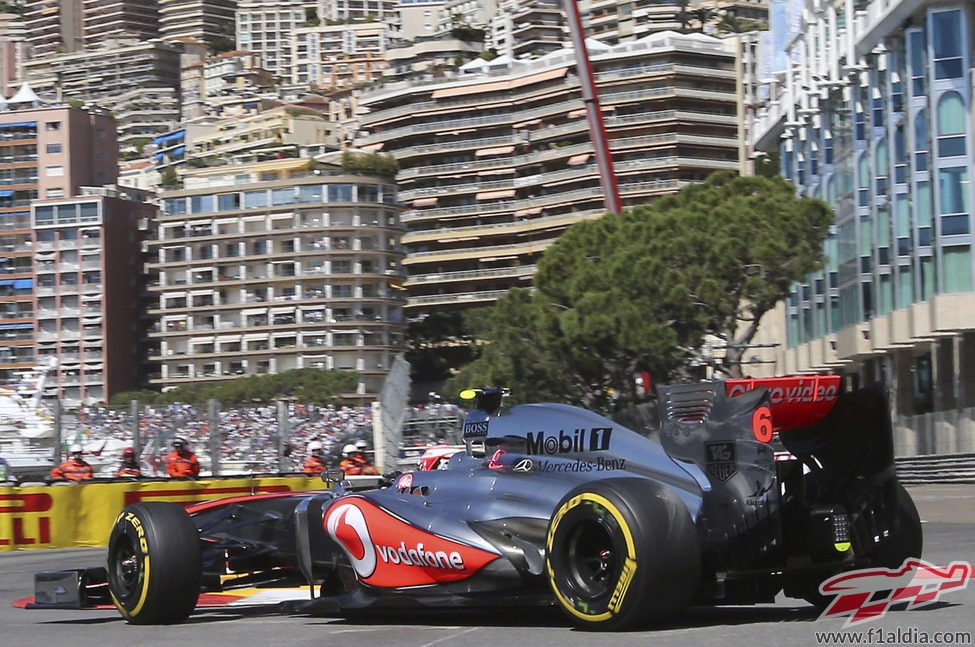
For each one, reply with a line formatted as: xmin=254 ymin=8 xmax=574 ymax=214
xmin=110 ymin=368 xmax=360 ymax=406
xmin=341 ymin=151 xmax=399 ymax=178
xmin=443 ymin=171 xmax=834 ymax=413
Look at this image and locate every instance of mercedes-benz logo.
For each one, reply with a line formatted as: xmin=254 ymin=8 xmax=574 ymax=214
xmin=513 ymin=458 xmax=534 ymax=472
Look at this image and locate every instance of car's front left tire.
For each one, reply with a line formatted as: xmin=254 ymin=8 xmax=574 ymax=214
xmin=107 ymin=502 xmax=201 ymax=624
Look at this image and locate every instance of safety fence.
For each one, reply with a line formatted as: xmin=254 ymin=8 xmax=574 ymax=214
xmin=895 ymin=453 xmax=975 ymax=485
xmin=4 ymin=399 xmax=377 ymax=483
xmin=0 ymin=474 xmax=331 ymax=551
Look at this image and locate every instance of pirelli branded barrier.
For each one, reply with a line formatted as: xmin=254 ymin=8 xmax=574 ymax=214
xmin=0 ymin=476 xmax=331 ymax=551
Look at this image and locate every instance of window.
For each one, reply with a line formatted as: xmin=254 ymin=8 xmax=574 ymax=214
xmin=45 ymin=122 xmax=61 ymax=131
xmin=46 ymin=165 xmax=64 ymax=177
xmin=46 ymin=188 xmax=64 ymax=198
xmin=45 ymin=143 xmax=62 ymax=154
xmin=907 ymin=30 xmax=927 ymax=96
xmin=939 ymin=166 xmax=970 ymax=214
xmin=931 ymin=10 xmax=963 ymax=79
xmin=217 ymin=193 xmax=240 ymax=211
xmin=943 ymin=246 xmax=973 ymax=292
xmin=914 ymin=109 xmax=929 ymax=171
xmin=936 ymin=92 xmax=966 ymax=157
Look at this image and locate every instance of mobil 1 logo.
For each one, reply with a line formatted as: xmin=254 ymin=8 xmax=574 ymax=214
xmin=705 ymin=440 xmax=737 ymax=483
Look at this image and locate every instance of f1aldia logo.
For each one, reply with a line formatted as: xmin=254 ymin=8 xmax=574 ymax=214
xmin=323 ymin=497 xmax=499 ymax=588
xmin=525 ymin=427 xmax=613 ymax=455
xmin=818 ymin=557 xmax=972 ymax=626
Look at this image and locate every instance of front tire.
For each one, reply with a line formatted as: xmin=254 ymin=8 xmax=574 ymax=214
xmin=107 ymin=502 xmax=201 ymax=624
xmin=546 ymin=479 xmax=700 ymax=631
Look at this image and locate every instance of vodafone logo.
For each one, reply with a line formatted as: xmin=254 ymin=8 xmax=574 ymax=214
xmin=326 ymin=502 xmax=377 ymax=578
xmin=322 ymin=497 xmax=500 ymax=588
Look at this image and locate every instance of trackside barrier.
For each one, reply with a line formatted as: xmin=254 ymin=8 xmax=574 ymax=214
xmin=0 ymin=475 xmax=332 ymax=551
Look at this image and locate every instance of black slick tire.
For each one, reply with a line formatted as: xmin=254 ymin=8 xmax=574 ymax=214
xmin=107 ymin=501 xmax=202 ymax=624
xmin=546 ymin=478 xmax=700 ymax=631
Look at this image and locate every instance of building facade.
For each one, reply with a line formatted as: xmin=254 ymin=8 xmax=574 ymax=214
xmin=148 ymin=156 xmax=407 ymax=402
xmin=0 ymin=104 xmax=118 ymax=388
xmin=33 ymin=188 xmax=154 ymax=406
xmin=22 ymin=39 xmax=183 ymax=153
xmin=291 ymin=22 xmax=391 ymax=90
xmin=358 ymin=31 xmax=739 ymax=317
xmin=750 ymin=0 xmax=975 ymax=418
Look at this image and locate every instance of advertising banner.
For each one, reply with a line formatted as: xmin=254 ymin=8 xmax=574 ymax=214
xmin=0 ymin=476 xmax=330 ymax=551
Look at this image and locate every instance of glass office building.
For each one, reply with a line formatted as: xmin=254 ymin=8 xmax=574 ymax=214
xmin=751 ymin=0 xmax=975 ymax=420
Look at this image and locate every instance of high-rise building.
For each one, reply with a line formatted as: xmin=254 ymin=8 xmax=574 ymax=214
xmin=0 ymin=100 xmax=118 ymax=388
xmin=490 ymin=0 xmax=565 ymax=61
xmin=358 ymin=32 xmax=739 ymax=318
xmin=148 ymin=156 xmax=407 ymax=402
xmin=33 ymin=187 xmax=155 ymax=406
xmin=159 ymin=0 xmax=237 ymax=48
xmin=750 ymin=0 xmax=975 ymax=420
xmin=291 ymin=22 xmax=391 ymax=90
xmin=82 ymin=0 xmax=161 ymax=48
xmin=23 ymin=0 xmax=84 ymax=59
xmin=236 ymin=0 xmax=310 ymax=82
xmin=0 ymin=12 xmax=28 ymax=98
xmin=22 ymin=39 xmax=183 ymax=153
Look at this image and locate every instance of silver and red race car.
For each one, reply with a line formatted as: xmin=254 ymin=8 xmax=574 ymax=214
xmin=64 ymin=377 xmax=924 ymax=630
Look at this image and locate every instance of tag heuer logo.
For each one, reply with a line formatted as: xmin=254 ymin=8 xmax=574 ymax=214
xmin=705 ymin=441 xmax=737 ymax=483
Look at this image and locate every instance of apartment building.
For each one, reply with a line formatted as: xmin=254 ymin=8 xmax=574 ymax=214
xmin=0 ymin=12 xmax=28 ymax=98
xmin=0 ymin=102 xmax=118 ymax=387
xmin=23 ymin=39 xmax=183 ymax=152
xmin=159 ymin=0 xmax=237 ymax=46
xmin=291 ymin=22 xmax=390 ymax=90
xmin=33 ymin=188 xmax=155 ymax=406
xmin=749 ymin=0 xmax=975 ymax=419
xmin=186 ymin=103 xmax=343 ymax=166
xmin=23 ymin=0 xmax=83 ymax=59
xmin=236 ymin=0 xmax=311 ymax=82
xmin=577 ymin=0 xmax=686 ymax=43
xmin=490 ymin=0 xmax=565 ymax=61
xmin=148 ymin=156 xmax=407 ymax=402
xmin=358 ymin=31 xmax=739 ymax=317
xmin=83 ymin=0 xmax=161 ymax=48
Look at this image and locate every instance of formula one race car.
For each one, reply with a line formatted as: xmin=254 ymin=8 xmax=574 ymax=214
xmin=95 ymin=377 xmax=921 ymax=630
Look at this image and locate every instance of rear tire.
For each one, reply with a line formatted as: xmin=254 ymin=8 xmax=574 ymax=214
xmin=107 ymin=502 xmax=201 ymax=624
xmin=870 ymin=483 xmax=923 ymax=568
xmin=546 ymin=479 xmax=700 ymax=631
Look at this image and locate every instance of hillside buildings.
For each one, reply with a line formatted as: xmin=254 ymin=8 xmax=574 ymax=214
xmin=359 ymin=31 xmax=739 ymax=317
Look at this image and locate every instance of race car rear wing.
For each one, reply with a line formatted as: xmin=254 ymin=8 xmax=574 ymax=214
xmin=724 ymin=375 xmax=841 ymax=433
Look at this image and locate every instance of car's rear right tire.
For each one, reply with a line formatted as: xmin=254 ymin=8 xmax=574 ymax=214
xmin=546 ymin=478 xmax=700 ymax=631
xmin=107 ymin=502 xmax=201 ymax=624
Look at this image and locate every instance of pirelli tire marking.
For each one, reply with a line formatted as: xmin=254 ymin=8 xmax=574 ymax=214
xmin=109 ymin=511 xmax=152 ymax=619
xmin=546 ymin=492 xmax=638 ymax=622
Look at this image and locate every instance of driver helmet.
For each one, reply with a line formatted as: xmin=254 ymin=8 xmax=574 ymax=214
xmin=342 ymin=443 xmax=358 ymax=458
xmin=307 ymin=440 xmax=323 ymax=454
xmin=355 ymin=439 xmax=368 ymax=451
xmin=123 ymin=447 xmax=136 ymax=459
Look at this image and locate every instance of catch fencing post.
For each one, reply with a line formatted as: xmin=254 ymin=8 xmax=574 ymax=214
xmin=208 ymin=399 xmax=221 ymax=476
xmin=276 ymin=400 xmax=289 ymax=473
xmin=130 ymin=399 xmax=140 ymax=454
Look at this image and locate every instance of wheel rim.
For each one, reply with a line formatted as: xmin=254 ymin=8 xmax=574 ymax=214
xmin=564 ymin=519 xmax=619 ymax=599
xmin=110 ymin=533 xmax=142 ymax=600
